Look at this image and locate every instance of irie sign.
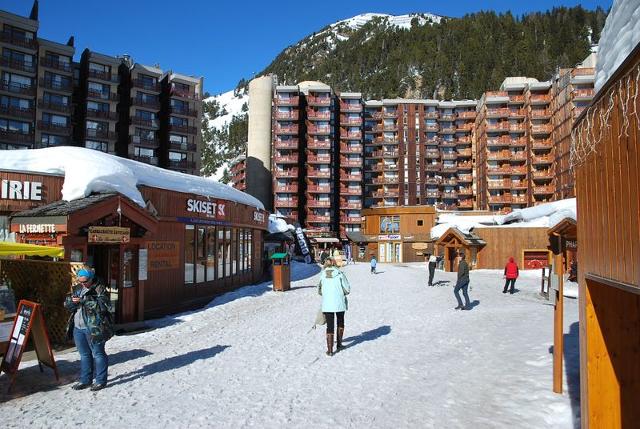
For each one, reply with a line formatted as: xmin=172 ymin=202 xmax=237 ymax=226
xmin=1 ymin=180 xmax=42 ymax=201
xmin=186 ymin=199 xmax=226 ymax=219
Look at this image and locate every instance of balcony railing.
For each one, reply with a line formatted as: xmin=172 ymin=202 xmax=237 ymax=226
xmin=273 ymin=154 xmax=299 ymax=163
xmin=511 ymin=166 xmax=527 ymax=175
xmin=132 ymin=117 xmax=159 ymax=128
xmin=132 ymin=155 xmax=159 ymax=165
xmin=487 ymin=138 xmax=511 ymax=147
xmin=39 ymin=78 xmax=72 ymax=92
xmin=0 ymin=81 xmax=35 ymax=96
xmin=486 ymin=123 xmax=509 ymax=132
xmin=37 ymin=100 xmax=71 ymax=114
xmin=307 ymin=125 xmax=332 ymax=135
xmin=532 ymin=170 xmax=554 ymax=179
xmin=87 ymin=108 xmax=118 ymax=121
xmin=457 ymin=136 xmax=472 ymax=144
xmin=307 ymin=200 xmax=332 ymax=208
xmin=573 ymin=89 xmax=595 ymax=100
xmin=132 ymin=97 xmax=161 ymax=110
xmin=531 ymin=125 xmax=553 ymax=135
xmin=340 ymin=102 xmax=362 ymax=112
xmin=169 ymin=124 xmax=198 ymax=135
xmin=273 ymin=169 xmax=299 ymax=178
xmin=306 ymin=96 xmax=331 ymax=106
xmin=456 ymin=123 xmax=474 ymax=132
xmin=88 ymin=90 xmax=119 ymax=102
xmin=339 ymin=201 xmax=362 ymax=210
xmin=425 ymin=163 xmax=442 ymax=171
xmin=275 ymin=125 xmax=299 ymax=135
xmin=340 ymin=143 xmax=362 ymax=153
xmin=274 ymin=198 xmax=299 ymax=208
xmin=426 ymin=191 xmax=441 ymax=198
xmin=169 ymin=141 xmax=198 ymax=152
xmin=88 ymin=69 xmax=118 ymax=83
xmin=0 ymin=104 xmax=34 ymax=119
xmin=307 ymin=215 xmax=331 ymax=223
xmin=364 ymin=124 xmax=384 ymax=133
xmin=533 ymin=185 xmax=555 ymax=194
xmin=530 ymin=109 xmax=551 ymax=118
xmin=274 ymin=184 xmax=299 ymax=193
xmin=340 ymin=157 xmax=362 ymax=168
xmin=40 ymin=57 xmax=72 ymax=73
xmin=424 ymin=125 xmax=439 ymax=132
xmin=340 ymin=131 xmax=362 ymax=139
xmin=340 ymin=216 xmax=362 ymax=224
xmin=488 ymin=151 xmax=512 ymax=161
xmin=132 ymin=79 xmax=161 ymax=92
xmin=458 ymin=174 xmax=473 ymax=182
xmin=426 ymin=150 xmax=440 ymax=159
xmin=170 ymin=106 xmax=199 ymax=118
xmin=457 ymin=111 xmax=476 ymax=119
xmin=458 ymin=188 xmax=473 ymax=195
xmin=37 ymin=121 xmax=71 ymax=134
xmin=340 ymin=187 xmax=362 ymax=195
xmin=306 ymin=139 xmax=331 ymax=149
xmin=340 ymin=171 xmax=363 ymax=181
xmin=487 ymin=165 xmax=512 ymax=174
xmin=0 ymin=130 xmax=33 ymax=144
xmin=307 ymin=110 xmax=331 ymax=120
xmin=441 ymin=152 xmax=457 ymax=160
xmin=457 ymin=162 xmax=473 ymax=169
xmin=488 ymin=195 xmax=511 ymax=204
xmin=307 ymin=169 xmax=331 ymax=178
xmin=168 ymin=159 xmax=196 ymax=169
xmin=532 ymin=155 xmax=553 ymax=165
xmin=275 ymin=96 xmax=299 ymax=106
xmin=131 ymin=135 xmax=160 ymax=148
xmin=529 ymin=94 xmax=551 ymax=104
xmin=440 ymin=140 xmax=457 ymax=148
xmin=487 ymin=108 xmax=510 ymax=117
xmin=275 ymin=110 xmax=299 ymax=120
xmin=508 ymin=95 xmax=525 ymax=103
xmin=458 ymin=199 xmax=474 ymax=208
xmin=307 ymin=184 xmax=331 ymax=193
xmin=86 ymin=128 xmax=117 ymax=140
xmin=457 ymin=149 xmax=472 ymax=157
xmin=488 ymin=180 xmax=510 ymax=189
xmin=171 ymin=88 xmax=200 ymax=100
xmin=443 ymin=192 xmax=459 ymax=199
xmin=306 ymin=154 xmax=331 ymax=164
xmin=531 ymin=139 xmax=553 ymax=149
xmin=0 ymin=31 xmax=37 ymax=49
xmin=0 ymin=57 xmax=36 ymax=74
xmin=274 ymin=139 xmax=299 ymax=149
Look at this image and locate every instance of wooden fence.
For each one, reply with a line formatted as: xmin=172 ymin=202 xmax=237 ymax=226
xmin=0 ymin=259 xmax=83 ymax=344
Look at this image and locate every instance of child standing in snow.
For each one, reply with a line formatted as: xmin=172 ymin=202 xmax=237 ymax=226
xmin=370 ymin=256 xmax=377 ymax=274
xmin=503 ymin=256 xmax=519 ymax=294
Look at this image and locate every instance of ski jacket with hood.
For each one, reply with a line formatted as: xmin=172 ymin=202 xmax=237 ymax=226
xmin=504 ymin=257 xmax=519 ymax=279
xmin=318 ymin=267 xmax=350 ymax=313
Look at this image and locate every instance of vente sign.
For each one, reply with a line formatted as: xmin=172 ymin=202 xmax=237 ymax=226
xmin=186 ymin=199 xmax=226 ymax=219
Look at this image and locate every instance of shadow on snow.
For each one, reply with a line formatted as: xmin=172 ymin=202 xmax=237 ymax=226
xmin=343 ymin=325 xmax=392 ymax=350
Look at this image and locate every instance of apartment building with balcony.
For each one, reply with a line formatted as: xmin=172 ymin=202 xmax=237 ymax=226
xmin=120 ymin=63 xmax=163 ymax=166
xmin=74 ymin=49 xmax=121 ymax=155
xmin=337 ymin=92 xmax=364 ymax=239
xmin=160 ymin=72 xmax=203 ymax=175
xmin=453 ymin=100 xmax=476 ymax=210
xmin=526 ymin=81 xmax=554 ymax=206
xmin=272 ymin=85 xmax=302 ymax=223
xmin=229 ymin=154 xmax=246 ymax=191
xmin=303 ymin=83 xmax=334 ymax=234
xmin=364 ymin=100 xmax=401 ymax=209
xmin=551 ymin=53 xmax=596 ymax=200
xmin=0 ymin=4 xmax=39 ymax=149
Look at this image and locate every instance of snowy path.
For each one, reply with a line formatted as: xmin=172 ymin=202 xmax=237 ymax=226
xmin=1 ymin=262 xmax=579 ymax=428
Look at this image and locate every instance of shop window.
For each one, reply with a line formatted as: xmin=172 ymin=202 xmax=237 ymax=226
xmin=239 ymin=229 xmax=244 ymax=272
xmin=225 ymin=228 xmax=232 ymax=277
xmin=206 ymin=226 xmax=216 ymax=281
xmin=217 ymin=228 xmax=224 ymax=279
xmin=380 ymin=216 xmax=400 ymax=234
xmin=196 ymin=226 xmax=206 ymax=283
xmin=231 ymin=228 xmax=238 ymax=275
xmin=184 ymin=225 xmax=195 ymax=284
xmin=247 ymin=230 xmax=252 ymax=270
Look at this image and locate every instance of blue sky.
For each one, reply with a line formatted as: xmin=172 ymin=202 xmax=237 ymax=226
xmin=4 ymin=1 xmax=611 ymax=95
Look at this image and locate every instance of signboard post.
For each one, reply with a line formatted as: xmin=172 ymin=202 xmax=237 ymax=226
xmin=0 ymin=300 xmax=59 ymax=392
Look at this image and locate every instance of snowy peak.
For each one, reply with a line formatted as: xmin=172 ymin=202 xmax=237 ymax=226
xmin=331 ymin=13 xmax=443 ymax=31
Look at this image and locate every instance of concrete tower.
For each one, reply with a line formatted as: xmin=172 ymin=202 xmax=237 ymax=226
xmin=246 ymin=76 xmax=275 ymax=211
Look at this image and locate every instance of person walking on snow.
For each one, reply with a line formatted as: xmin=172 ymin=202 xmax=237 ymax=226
xmin=318 ymin=258 xmax=351 ymax=356
xmin=64 ymin=267 xmax=114 ymax=391
xmin=503 ymin=256 xmax=519 ymax=294
xmin=370 ymin=255 xmax=377 ymax=274
xmin=427 ymin=253 xmax=437 ymax=286
xmin=454 ymin=253 xmax=471 ymax=310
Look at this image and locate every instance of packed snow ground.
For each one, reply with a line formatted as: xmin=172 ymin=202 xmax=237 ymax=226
xmin=0 ymin=262 xmax=579 ymax=428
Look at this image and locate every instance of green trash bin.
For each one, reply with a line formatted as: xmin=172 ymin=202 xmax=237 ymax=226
xmin=271 ymin=253 xmax=290 ymax=291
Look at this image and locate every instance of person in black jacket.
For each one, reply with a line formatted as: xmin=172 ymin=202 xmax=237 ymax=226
xmin=453 ymin=253 xmax=471 ymax=310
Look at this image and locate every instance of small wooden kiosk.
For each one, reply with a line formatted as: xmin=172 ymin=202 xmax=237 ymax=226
xmin=435 ymin=227 xmax=485 ymax=272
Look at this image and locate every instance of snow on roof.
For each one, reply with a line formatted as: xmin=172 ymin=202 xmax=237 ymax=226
xmin=431 ymin=198 xmax=577 ymax=239
xmin=0 ymin=147 xmax=264 ymax=210
xmin=268 ymin=214 xmax=295 ymax=234
xmin=595 ymin=0 xmax=640 ymax=93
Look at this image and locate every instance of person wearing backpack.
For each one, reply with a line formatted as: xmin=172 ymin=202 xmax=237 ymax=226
xmin=64 ymin=267 xmax=114 ymax=391
xmin=318 ymin=258 xmax=351 ymax=356
xmin=503 ymin=256 xmax=519 ymax=294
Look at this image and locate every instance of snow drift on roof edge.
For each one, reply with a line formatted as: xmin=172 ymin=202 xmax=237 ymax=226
xmin=0 ymin=147 xmax=264 ymax=210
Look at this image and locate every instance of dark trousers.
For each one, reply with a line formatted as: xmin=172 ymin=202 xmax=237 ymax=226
xmin=324 ymin=312 xmax=345 ymax=334
xmin=454 ymin=280 xmax=471 ymax=308
xmin=504 ymin=278 xmax=516 ymax=292
xmin=428 ymin=262 xmax=436 ymax=285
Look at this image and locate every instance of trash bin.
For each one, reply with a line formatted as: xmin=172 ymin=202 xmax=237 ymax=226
xmin=271 ymin=253 xmax=291 ymax=291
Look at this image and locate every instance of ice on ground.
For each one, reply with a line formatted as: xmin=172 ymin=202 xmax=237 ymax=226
xmin=0 ymin=147 xmax=263 ymax=210
xmin=0 ymin=262 xmax=580 ymax=428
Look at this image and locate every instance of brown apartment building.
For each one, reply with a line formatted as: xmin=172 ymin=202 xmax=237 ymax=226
xmin=1 ymin=2 xmax=203 ymax=176
xmin=551 ymin=53 xmax=596 ymax=200
xmin=229 ymin=154 xmax=246 ymax=191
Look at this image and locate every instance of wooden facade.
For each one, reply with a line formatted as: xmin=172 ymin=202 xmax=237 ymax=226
xmin=435 ymin=226 xmax=550 ymax=270
xmin=573 ymin=45 xmax=640 ymax=428
xmin=359 ymin=206 xmax=437 ymax=263
xmin=2 ymin=169 xmax=268 ymax=324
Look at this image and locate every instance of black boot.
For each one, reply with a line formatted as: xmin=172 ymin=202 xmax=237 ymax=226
xmin=336 ymin=327 xmax=345 ymax=351
xmin=326 ymin=334 xmax=334 ymax=356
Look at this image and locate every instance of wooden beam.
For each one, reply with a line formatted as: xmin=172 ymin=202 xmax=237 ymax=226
xmin=553 ymin=252 xmax=565 ymax=394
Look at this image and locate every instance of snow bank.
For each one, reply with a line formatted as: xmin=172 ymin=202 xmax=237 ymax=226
xmin=594 ymin=0 xmax=640 ymax=93
xmin=268 ymin=214 xmax=295 ymax=234
xmin=431 ymin=199 xmax=577 ymax=239
xmin=0 ymin=147 xmax=264 ymax=210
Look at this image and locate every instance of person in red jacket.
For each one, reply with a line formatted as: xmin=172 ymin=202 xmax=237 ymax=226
xmin=503 ymin=257 xmax=519 ymax=294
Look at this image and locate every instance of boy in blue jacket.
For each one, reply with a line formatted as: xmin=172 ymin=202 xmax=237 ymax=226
xmin=370 ymin=256 xmax=377 ymax=274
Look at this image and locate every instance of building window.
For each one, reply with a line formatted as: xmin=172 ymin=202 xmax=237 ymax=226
xmin=417 ymin=219 xmax=424 ymax=226
xmin=2 ymin=72 xmax=32 ymax=90
xmin=184 ymin=225 xmax=195 ymax=284
xmin=44 ymin=52 xmax=71 ymax=69
xmin=138 ymin=74 xmax=157 ymax=88
xmin=85 ymin=140 xmax=107 ymax=152
xmin=136 ymin=128 xmax=155 ymax=140
xmin=87 ymin=101 xmax=109 ymax=112
xmin=88 ymin=81 xmax=110 ymax=99
xmin=89 ymin=62 xmax=109 ymax=75
xmin=0 ymin=118 xmax=30 ymax=134
xmin=134 ymin=147 xmax=154 ymax=158
xmin=207 ymin=226 xmax=217 ymax=281
xmin=169 ymin=134 xmax=188 ymax=144
xmin=196 ymin=226 xmax=206 ymax=283
xmin=217 ymin=228 xmax=225 ymax=279
xmin=169 ymin=151 xmax=187 ymax=161
xmin=169 ymin=116 xmax=188 ymax=126
xmin=2 ymin=48 xmax=35 ymax=71
xmin=380 ymin=216 xmax=400 ymax=234
xmin=42 ymin=113 xmax=68 ymax=127
xmin=41 ymin=133 xmax=67 ymax=147
xmin=43 ymin=71 xmax=71 ymax=90
xmin=43 ymin=92 xmax=69 ymax=107
xmin=1 ymin=95 xmax=31 ymax=110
